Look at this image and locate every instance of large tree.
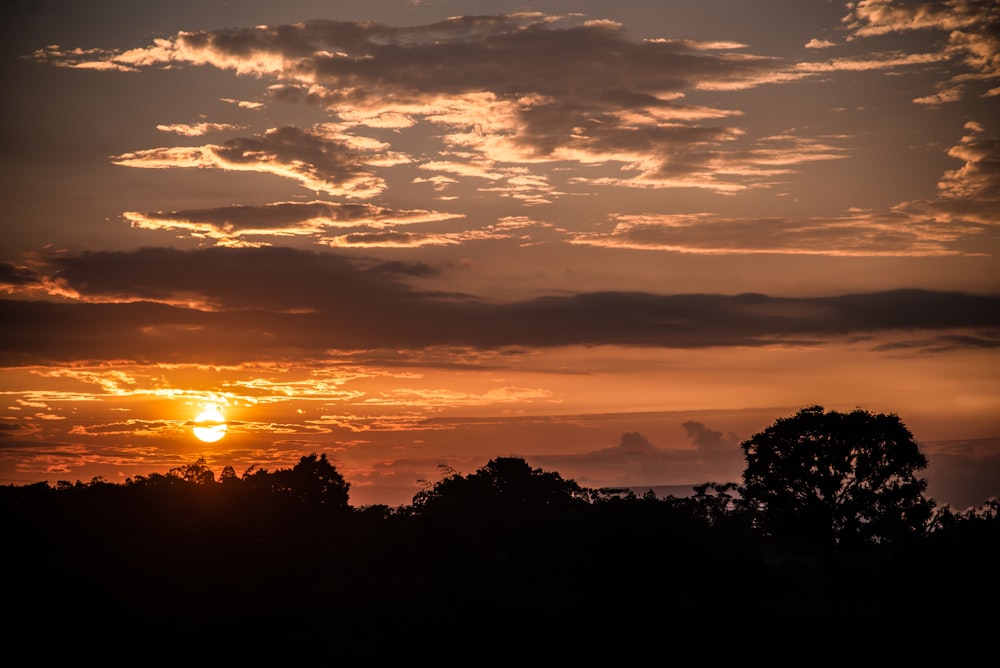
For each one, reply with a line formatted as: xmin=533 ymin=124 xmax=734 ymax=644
xmin=740 ymin=405 xmax=933 ymax=548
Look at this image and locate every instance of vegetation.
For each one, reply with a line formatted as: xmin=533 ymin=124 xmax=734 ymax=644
xmin=3 ymin=408 xmax=997 ymax=659
xmin=742 ymin=405 xmax=934 ymax=547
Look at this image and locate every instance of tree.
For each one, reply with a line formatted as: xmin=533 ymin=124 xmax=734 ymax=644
xmin=169 ymin=457 xmax=216 ymax=485
xmin=740 ymin=405 xmax=933 ymax=548
xmin=412 ymin=456 xmax=585 ymax=519
xmin=272 ymin=453 xmax=351 ymax=509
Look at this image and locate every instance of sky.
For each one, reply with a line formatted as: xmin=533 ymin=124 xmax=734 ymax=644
xmin=1 ymin=0 xmax=998 ymax=509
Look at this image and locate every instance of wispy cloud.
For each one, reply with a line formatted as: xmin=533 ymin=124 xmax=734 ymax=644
xmin=156 ymin=121 xmax=244 ymax=136
xmin=570 ymin=211 xmax=981 ymax=256
xmin=575 ymin=123 xmax=999 ymax=255
xmin=843 ymin=0 xmax=1000 ymax=103
xmin=124 ymin=200 xmax=463 ymax=246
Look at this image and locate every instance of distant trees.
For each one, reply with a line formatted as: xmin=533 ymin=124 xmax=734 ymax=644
xmin=411 ymin=456 xmax=586 ymax=520
xmin=3 ymin=433 xmax=998 ymax=654
xmin=270 ymin=453 xmax=351 ymax=508
xmin=740 ymin=405 xmax=934 ymax=548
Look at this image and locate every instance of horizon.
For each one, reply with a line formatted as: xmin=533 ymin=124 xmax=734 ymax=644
xmin=2 ymin=1 xmax=998 ymax=512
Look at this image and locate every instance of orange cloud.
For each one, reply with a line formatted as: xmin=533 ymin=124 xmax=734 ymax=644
xmin=576 ymin=123 xmax=999 ymax=255
xmin=156 ymin=122 xmax=243 ymax=136
xmin=844 ymin=0 xmax=1000 ymax=102
xmin=36 ymin=15 xmax=798 ymax=194
xmin=113 ymin=126 xmax=387 ymax=198
xmin=571 ymin=211 xmax=981 ymax=256
xmin=123 ymin=201 xmax=464 ymax=246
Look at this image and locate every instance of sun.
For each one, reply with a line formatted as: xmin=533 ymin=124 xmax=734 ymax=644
xmin=193 ymin=405 xmax=227 ymax=443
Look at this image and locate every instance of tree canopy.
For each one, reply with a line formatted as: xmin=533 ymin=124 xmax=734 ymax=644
xmin=411 ymin=456 xmax=587 ymax=520
xmin=740 ymin=405 xmax=934 ymax=547
xmin=3 ymin=435 xmax=998 ymax=658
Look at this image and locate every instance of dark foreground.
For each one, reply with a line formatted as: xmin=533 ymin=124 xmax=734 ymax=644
xmin=4 ymin=470 xmax=998 ymax=662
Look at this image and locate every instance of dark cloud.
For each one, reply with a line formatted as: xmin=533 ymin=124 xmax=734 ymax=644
xmin=47 ymin=246 xmax=430 ymax=310
xmin=681 ymin=420 xmax=741 ymax=454
xmin=592 ymin=431 xmax=661 ymax=455
xmin=872 ymin=332 xmax=1000 ymax=353
xmin=173 ymin=16 xmax=770 ymax=100
xmin=113 ymin=126 xmax=386 ymax=198
xmin=44 ymin=14 xmax=790 ymax=191
xmin=530 ymin=425 xmax=746 ymax=489
xmin=369 ymin=260 xmax=441 ymax=278
xmin=0 ymin=263 xmax=39 ymax=286
xmin=2 ymin=247 xmax=998 ymax=364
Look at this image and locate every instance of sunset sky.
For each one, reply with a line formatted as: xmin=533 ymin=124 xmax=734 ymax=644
xmin=2 ymin=0 xmax=998 ymax=509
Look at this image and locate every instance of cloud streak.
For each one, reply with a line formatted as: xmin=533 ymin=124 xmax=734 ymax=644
xmin=1 ymin=247 xmax=997 ymax=365
xmin=112 ymin=126 xmax=393 ymax=198
xmin=123 ymin=200 xmax=463 ymax=246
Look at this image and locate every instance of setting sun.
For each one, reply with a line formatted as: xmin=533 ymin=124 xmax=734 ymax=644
xmin=193 ymin=405 xmax=227 ymax=443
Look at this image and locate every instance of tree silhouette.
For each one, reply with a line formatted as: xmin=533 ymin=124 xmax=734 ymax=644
xmin=411 ymin=456 xmax=585 ymax=519
xmin=741 ymin=406 xmax=933 ymax=547
xmin=270 ymin=453 xmax=351 ymax=510
xmin=3 ymin=438 xmax=999 ymax=655
xmin=740 ymin=405 xmax=936 ymax=623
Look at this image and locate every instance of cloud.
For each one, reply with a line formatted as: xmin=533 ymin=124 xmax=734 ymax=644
xmin=320 ymin=219 xmax=553 ymax=248
xmin=872 ymin=332 xmax=1000 ymax=353
xmin=69 ymin=419 xmax=177 ymax=437
xmin=359 ymin=386 xmax=555 ymax=408
xmin=156 ymin=122 xmax=243 ymax=136
xmin=805 ymin=38 xmax=837 ymax=49
xmin=123 ymin=200 xmax=464 ymax=246
xmin=896 ymin=121 xmax=1000 ymax=226
xmin=112 ymin=126 xmax=389 ymax=198
xmin=1 ymin=247 xmax=997 ymax=365
xmin=937 ymin=122 xmax=1000 ymax=206
xmin=0 ymin=262 xmax=40 ymax=289
xmin=34 ymin=14 xmax=800 ymax=194
xmin=845 ymin=0 xmax=990 ymax=37
xmin=530 ymin=425 xmax=746 ymax=488
xmin=681 ymin=420 xmax=741 ymax=454
xmin=576 ymin=123 xmax=999 ymax=255
xmin=794 ymin=50 xmax=946 ymax=74
xmin=570 ymin=211 xmax=982 ymax=256
xmin=32 ymin=9 xmax=997 ymax=205
xmin=221 ymin=98 xmax=264 ymax=110
xmin=844 ymin=0 xmax=1000 ymax=102
xmin=322 ymin=229 xmax=463 ymax=248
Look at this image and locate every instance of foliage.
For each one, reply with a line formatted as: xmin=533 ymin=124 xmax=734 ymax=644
xmin=740 ymin=405 xmax=934 ymax=547
xmin=411 ymin=456 xmax=587 ymax=519
xmin=2 ymin=443 xmax=998 ymax=657
xmin=270 ymin=452 xmax=351 ymax=508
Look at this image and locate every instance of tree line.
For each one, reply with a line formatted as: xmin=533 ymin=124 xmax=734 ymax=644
xmin=4 ymin=406 xmax=997 ymax=660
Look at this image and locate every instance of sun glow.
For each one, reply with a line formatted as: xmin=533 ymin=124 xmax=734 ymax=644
xmin=193 ymin=405 xmax=227 ymax=443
